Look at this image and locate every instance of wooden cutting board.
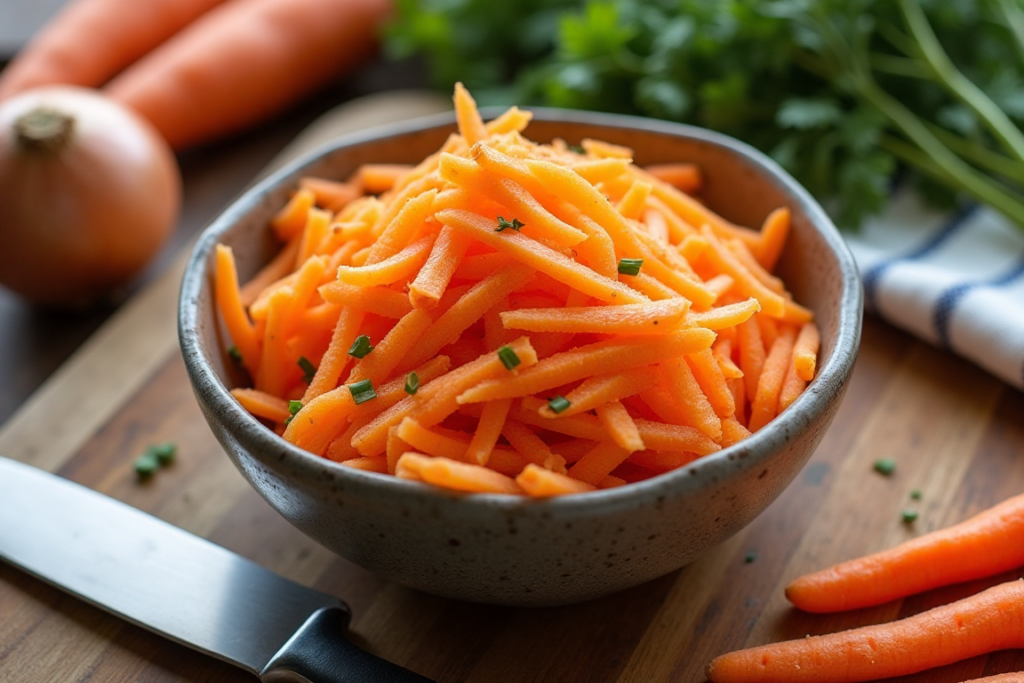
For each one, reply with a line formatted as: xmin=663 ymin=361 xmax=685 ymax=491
xmin=1 ymin=93 xmax=1022 ymax=683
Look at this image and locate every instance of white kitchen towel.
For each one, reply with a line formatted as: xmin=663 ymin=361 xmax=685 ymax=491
xmin=844 ymin=190 xmax=1024 ymax=390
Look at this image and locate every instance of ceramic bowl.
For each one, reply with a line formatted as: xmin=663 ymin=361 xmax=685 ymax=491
xmin=179 ymin=110 xmax=862 ymax=606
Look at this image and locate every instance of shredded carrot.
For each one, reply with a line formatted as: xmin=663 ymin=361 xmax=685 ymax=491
xmin=299 ymin=176 xmax=361 ymax=212
xmin=500 ymin=420 xmax=567 ymax=473
xmin=516 ymin=464 xmax=595 ymax=497
xmin=538 ymin=368 xmax=658 ymax=418
xmin=748 ymin=326 xmax=797 ymax=432
xmin=408 ymin=226 xmax=473 ymax=310
xmin=501 ymin=299 xmax=689 ymax=336
xmin=596 ymin=400 xmax=645 ymax=452
xmin=271 ymin=188 xmax=315 ymax=241
xmin=757 ymin=206 xmax=790 ymax=271
xmin=396 ymin=453 xmax=521 ymax=494
xmin=356 ymin=164 xmax=413 ymax=194
xmin=230 ymin=388 xmax=290 ymax=423
xmin=215 ymin=244 xmax=260 ymax=375
xmin=641 ymin=163 xmax=703 ymax=194
xmin=793 ymin=321 xmax=821 ymax=381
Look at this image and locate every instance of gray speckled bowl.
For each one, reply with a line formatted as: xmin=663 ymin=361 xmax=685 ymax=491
xmin=179 ymin=110 xmax=862 ymax=606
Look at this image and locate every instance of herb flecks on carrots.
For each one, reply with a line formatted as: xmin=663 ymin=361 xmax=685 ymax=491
xmin=214 ymin=85 xmax=817 ymax=497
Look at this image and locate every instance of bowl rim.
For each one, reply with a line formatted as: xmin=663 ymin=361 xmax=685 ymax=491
xmin=179 ymin=107 xmax=863 ymax=514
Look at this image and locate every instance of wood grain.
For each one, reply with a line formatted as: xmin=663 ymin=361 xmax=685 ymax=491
xmin=1 ymin=93 xmax=1023 ymax=682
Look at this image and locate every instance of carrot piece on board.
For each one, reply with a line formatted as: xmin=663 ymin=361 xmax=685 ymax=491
xmin=707 ymin=580 xmax=1024 ymax=683
xmin=347 ymin=308 xmax=432 ymax=386
xmin=255 ymin=288 xmax=294 ymax=397
xmin=595 ymin=401 xmax=645 ymax=452
xmin=335 ymin=234 xmax=435 ymax=287
xmin=299 ymin=177 xmax=361 ymax=212
xmin=793 ymin=321 xmax=821 ymax=381
xmin=568 ymin=441 xmax=632 ymax=486
xmin=687 ymin=348 xmax=736 ymax=419
xmin=660 ymin=358 xmax=722 ymax=442
xmin=104 ymin=0 xmax=389 ymax=150
xmin=318 ymin=281 xmax=413 ymax=318
xmin=500 ymin=299 xmax=689 ymax=336
xmin=453 ymin=82 xmax=489 ymax=146
xmin=516 ymin=464 xmax=596 ymax=497
xmin=748 ymin=326 xmax=797 ymax=432
xmin=408 ymin=226 xmax=473 ymax=310
xmin=757 ymin=206 xmax=790 ymax=271
xmin=356 ymin=164 xmax=413 ymax=194
xmin=215 ymin=244 xmax=260 ymax=375
xmin=395 ymin=265 xmax=536 ymax=374
xmin=437 ymin=208 xmax=648 ymax=305
xmin=302 ymin=307 xmax=364 ymax=402
xmin=485 ymin=106 xmax=533 ymax=135
xmin=641 ymin=163 xmax=703 ymax=194
xmin=787 ymin=492 xmax=1024 ymax=613
xmin=738 ymin=316 xmax=766 ymax=399
xmin=239 ymin=238 xmax=300 ymax=308
xmin=501 ymin=420 xmax=567 ymax=473
xmin=230 ymin=388 xmax=290 ymax=424
xmin=457 ymin=329 xmax=715 ymax=405
xmin=396 ymin=453 xmax=521 ymax=494
xmin=351 ymin=337 xmax=538 ymax=456
xmin=465 ymin=398 xmax=513 ymax=466
xmin=538 ymin=368 xmax=658 ymax=418
xmin=720 ymin=416 xmax=752 ymax=447
xmin=365 ymin=189 xmax=438 ymax=265
xmin=0 ymin=0 xmax=228 ymax=100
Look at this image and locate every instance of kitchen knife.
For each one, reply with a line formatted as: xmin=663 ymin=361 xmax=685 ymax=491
xmin=0 ymin=456 xmax=434 ymax=683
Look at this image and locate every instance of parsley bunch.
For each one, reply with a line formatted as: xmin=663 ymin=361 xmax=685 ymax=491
xmin=388 ymin=0 xmax=1024 ymax=233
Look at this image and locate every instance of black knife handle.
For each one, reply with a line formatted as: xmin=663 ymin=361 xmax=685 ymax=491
xmin=260 ymin=607 xmax=435 ymax=683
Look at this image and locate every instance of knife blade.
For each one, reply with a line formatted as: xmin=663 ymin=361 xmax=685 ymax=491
xmin=0 ymin=456 xmax=434 ymax=683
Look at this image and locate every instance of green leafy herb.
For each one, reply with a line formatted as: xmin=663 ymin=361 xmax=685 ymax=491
xmin=497 ymin=345 xmax=521 ymax=370
xmin=496 ymin=216 xmax=525 ymax=232
xmin=298 ymin=356 xmax=317 ymax=384
xmin=405 ymin=371 xmax=419 ymax=395
xmin=910 ymin=489 xmax=922 ymax=500
xmin=617 ymin=258 xmax=644 ymax=276
xmin=744 ymin=552 xmax=758 ymax=564
xmin=150 ymin=442 xmax=176 ymax=465
xmin=227 ymin=346 xmax=242 ymax=364
xmin=348 ymin=379 xmax=377 ymax=405
xmin=902 ymin=509 xmax=920 ymax=523
xmin=285 ymin=400 xmax=302 ymax=426
xmin=874 ymin=458 xmax=897 ymax=476
xmin=548 ymin=395 xmax=571 ymax=414
xmin=348 ymin=335 xmax=375 ymax=359
xmin=134 ymin=451 xmax=160 ymax=478
xmin=388 ymin=0 xmax=1024 ymax=234
xmin=569 ymin=144 xmax=585 ymax=154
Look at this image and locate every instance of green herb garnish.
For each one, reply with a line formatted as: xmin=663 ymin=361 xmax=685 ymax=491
xmin=910 ymin=489 xmax=922 ymax=500
xmin=496 ymin=216 xmax=524 ymax=233
xmin=348 ymin=335 xmax=375 ymax=359
xmin=548 ymin=395 xmax=571 ymax=414
xmin=902 ymin=509 xmax=920 ymax=524
xmin=873 ymin=458 xmax=897 ymax=476
xmin=348 ymin=379 xmax=377 ymax=405
xmin=497 ymin=345 xmax=521 ymax=370
xmin=134 ymin=451 xmax=160 ymax=478
xmin=569 ymin=144 xmax=585 ymax=155
xmin=298 ymin=356 xmax=317 ymax=384
xmin=227 ymin=346 xmax=242 ymax=363
xmin=405 ymin=371 xmax=419 ymax=395
xmin=284 ymin=400 xmax=302 ymax=426
xmin=150 ymin=442 xmax=177 ymax=465
xmin=744 ymin=552 xmax=758 ymax=564
xmin=618 ymin=258 xmax=644 ymax=276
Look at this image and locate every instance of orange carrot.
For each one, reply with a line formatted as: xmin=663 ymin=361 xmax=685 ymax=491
xmin=720 ymin=416 xmax=752 ymax=447
xmin=582 ymin=138 xmax=633 ymax=158
xmin=748 ymin=326 xmax=797 ymax=432
xmin=571 ymin=157 xmax=633 ymax=183
xmin=787 ymin=492 xmax=1024 ymax=613
xmin=282 ymin=383 xmax=356 ymax=456
xmin=699 ymin=226 xmax=787 ymax=318
xmin=299 ymin=177 xmax=361 ymax=212
xmin=707 ymin=580 xmax=1024 ymax=683
xmin=485 ymin=106 xmax=533 ymax=135
xmin=335 ymin=234 xmax=435 ymax=287
xmin=318 ymin=281 xmax=414 ymax=319
xmin=302 ymin=307 xmax=364 ymax=402
xmin=339 ymin=456 xmax=388 ymax=473
xmin=453 ymin=82 xmax=489 ymax=146
xmin=757 ymin=206 xmax=791 ymax=271
xmin=347 ymin=356 xmax=451 ymax=424
xmin=355 ymin=164 xmax=413 ymax=194
xmin=595 ymin=400 xmax=645 ymax=452
xmin=537 ymin=368 xmax=658 ymax=418
xmin=793 ymin=321 xmax=821 ymax=381
xmin=738 ymin=316 xmax=766 ymax=398
xmin=516 ymin=464 xmax=595 ymax=497
xmin=616 ymin=181 xmax=653 ymax=221
xmin=465 ymin=398 xmax=513 ymax=466
xmin=641 ymin=163 xmax=703 ymax=194
xmin=0 ymin=0 xmax=228 ymax=100
xmin=104 ymin=0 xmax=390 ymax=149
xmin=568 ymin=441 xmax=632 ymax=486
xmin=408 ymin=226 xmax=473 ymax=310
xmin=457 ymin=329 xmax=715 ymax=405
xmin=256 ymin=288 xmax=293 ymax=397
xmin=365 ymin=189 xmax=438 ymax=265
xmin=712 ymin=337 xmax=744 ymax=380
xmin=500 ymin=299 xmax=689 ymax=336
xmin=396 ymin=453 xmax=521 ymax=494
xmin=757 ymin=313 xmax=779 ymax=353
xmin=230 ymin=388 xmax=290 ymax=423
xmin=660 ymin=358 xmax=722 ymax=442
xmin=687 ymin=349 xmax=736 ymax=419
xmin=214 ymin=244 xmax=259 ymax=375
xmin=347 ymin=309 xmax=432 ymax=385
xmin=270 ymin=189 xmax=315 ymax=242
xmin=778 ymin=358 xmax=806 ymax=412
xmin=500 ymin=421 xmax=567 ymax=473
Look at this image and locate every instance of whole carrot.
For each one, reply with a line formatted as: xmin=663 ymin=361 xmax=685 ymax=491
xmin=707 ymin=579 xmax=1024 ymax=683
xmin=0 ymin=0 xmax=227 ymax=101
xmin=104 ymin=0 xmax=390 ymax=149
xmin=787 ymin=492 xmax=1024 ymax=613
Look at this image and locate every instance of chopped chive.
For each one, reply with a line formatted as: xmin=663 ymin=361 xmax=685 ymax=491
xmin=569 ymin=144 xmax=585 ymax=154
xmin=404 ymin=371 xmax=419 ymax=395
xmin=901 ymin=509 xmax=919 ymax=524
xmin=284 ymin=400 xmax=303 ymax=426
xmin=227 ymin=345 xmax=242 ymax=363
xmin=910 ymin=489 xmax=922 ymax=500
xmin=497 ymin=345 xmax=521 ymax=370
xmin=347 ymin=335 xmax=375 ymax=359
xmin=298 ymin=356 xmax=317 ymax=384
xmin=348 ymin=379 xmax=377 ymax=405
xmin=618 ymin=258 xmax=644 ymax=276
xmin=149 ymin=442 xmax=177 ymax=465
xmin=496 ymin=216 xmax=524 ymax=232
xmin=744 ymin=552 xmax=758 ymax=564
xmin=134 ymin=451 xmax=159 ymax=478
xmin=873 ymin=458 xmax=896 ymax=476
xmin=547 ymin=395 xmax=571 ymax=414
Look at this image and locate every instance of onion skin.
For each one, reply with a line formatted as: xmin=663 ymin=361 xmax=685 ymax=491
xmin=0 ymin=86 xmax=180 ymax=306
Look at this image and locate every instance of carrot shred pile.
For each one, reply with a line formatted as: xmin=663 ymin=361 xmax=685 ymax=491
xmin=216 ymin=84 xmax=819 ymax=497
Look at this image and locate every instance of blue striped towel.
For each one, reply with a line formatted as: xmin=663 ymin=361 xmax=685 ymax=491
xmin=845 ymin=191 xmax=1024 ymax=390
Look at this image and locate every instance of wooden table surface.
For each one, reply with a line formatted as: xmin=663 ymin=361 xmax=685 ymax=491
xmin=1 ymin=78 xmax=1023 ymax=682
